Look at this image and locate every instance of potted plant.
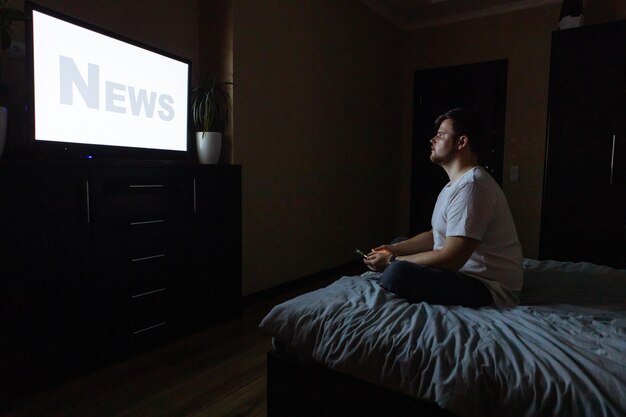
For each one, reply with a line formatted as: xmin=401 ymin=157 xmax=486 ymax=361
xmin=0 ymin=0 xmax=28 ymax=159
xmin=191 ymin=73 xmax=233 ymax=164
xmin=1 ymin=0 xmax=27 ymax=51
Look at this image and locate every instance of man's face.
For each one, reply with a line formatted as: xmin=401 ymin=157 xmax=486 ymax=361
xmin=429 ymin=118 xmax=459 ymax=165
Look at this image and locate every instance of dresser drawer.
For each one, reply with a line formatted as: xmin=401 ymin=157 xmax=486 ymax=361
xmin=130 ymin=321 xmax=170 ymax=354
xmin=93 ymin=231 xmax=181 ymax=261
xmin=130 ymin=288 xmax=169 ymax=333
xmin=92 ymin=203 xmax=183 ymax=244
xmin=90 ymin=167 xmax=184 ymax=206
xmin=95 ymin=247 xmax=181 ymax=290
xmin=128 ymin=263 xmax=171 ymax=297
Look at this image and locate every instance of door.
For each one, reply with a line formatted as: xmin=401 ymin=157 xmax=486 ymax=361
xmin=410 ymin=60 xmax=507 ymax=235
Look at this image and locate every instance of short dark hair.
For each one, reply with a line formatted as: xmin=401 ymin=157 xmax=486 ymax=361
xmin=434 ymin=107 xmax=487 ymax=155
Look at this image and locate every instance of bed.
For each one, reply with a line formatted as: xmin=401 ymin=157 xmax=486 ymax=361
xmin=259 ymin=258 xmax=626 ymax=417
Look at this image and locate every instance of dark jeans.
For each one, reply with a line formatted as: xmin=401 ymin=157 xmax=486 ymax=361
xmin=380 ymin=237 xmax=493 ymax=307
xmin=381 ymin=261 xmax=493 ymax=307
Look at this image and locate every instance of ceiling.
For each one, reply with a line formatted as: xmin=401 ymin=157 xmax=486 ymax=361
xmin=361 ymin=0 xmax=561 ymax=30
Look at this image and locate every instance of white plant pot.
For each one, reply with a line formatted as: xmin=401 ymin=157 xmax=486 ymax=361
xmin=0 ymin=107 xmax=7 ymax=159
xmin=196 ymin=131 xmax=222 ymax=164
xmin=559 ymin=14 xmax=583 ymax=30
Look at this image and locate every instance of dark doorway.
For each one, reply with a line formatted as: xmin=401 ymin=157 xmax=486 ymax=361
xmin=410 ymin=60 xmax=508 ymax=235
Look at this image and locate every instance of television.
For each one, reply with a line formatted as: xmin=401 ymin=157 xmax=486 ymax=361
xmin=24 ymin=2 xmax=191 ymax=161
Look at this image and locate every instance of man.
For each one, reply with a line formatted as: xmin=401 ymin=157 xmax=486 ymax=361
xmin=364 ymin=107 xmax=523 ymax=308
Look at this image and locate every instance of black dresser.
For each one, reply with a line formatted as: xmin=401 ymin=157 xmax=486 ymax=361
xmin=0 ymin=160 xmax=242 ymax=405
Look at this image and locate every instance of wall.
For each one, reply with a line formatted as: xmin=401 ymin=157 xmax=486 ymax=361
xmin=198 ymin=0 xmax=234 ymax=164
xmin=30 ymin=0 xmax=199 ymax=66
xmin=400 ymin=3 xmax=562 ymax=259
xmin=233 ymin=0 xmax=404 ymax=295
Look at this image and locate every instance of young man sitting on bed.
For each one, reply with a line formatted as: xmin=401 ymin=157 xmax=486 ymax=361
xmin=364 ymin=107 xmax=523 ymax=308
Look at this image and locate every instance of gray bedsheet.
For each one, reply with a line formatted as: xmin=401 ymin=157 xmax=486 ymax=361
xmin=259 ymin=259 xmax=626 ymax=417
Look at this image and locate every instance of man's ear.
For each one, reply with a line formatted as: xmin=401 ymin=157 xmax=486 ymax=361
xmin=457 ymin=135 xmax=470 ymax=150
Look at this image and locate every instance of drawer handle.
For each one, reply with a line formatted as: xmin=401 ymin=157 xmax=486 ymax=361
xmin=132 ymin=287 xmax=166 ymax=299
xmin=129 ymin=184 xmax=164 ymax=188
xmin=609 ymin=134 xmax=616 ymax=185
xmin=193 ymin=177 xmax=197 ymax=213
xmin=130 ymin=219 xmax=165 ymax=226
xmin=131 ymin=253 xmax=165 ymax=262
xmin=85 ymin=180 xmax=91 ymax=224
xmin=133 ymin=321 xmax=167 ymax=335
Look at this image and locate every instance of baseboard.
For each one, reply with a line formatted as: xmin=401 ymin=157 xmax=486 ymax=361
xmin=242 ymin=260 xmax=364 ymax=307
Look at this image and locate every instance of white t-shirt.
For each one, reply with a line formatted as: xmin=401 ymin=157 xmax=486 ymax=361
xmin=431 ymin=166 xmax=523 ymax=307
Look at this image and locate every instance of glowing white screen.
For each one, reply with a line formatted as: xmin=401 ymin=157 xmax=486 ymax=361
xmin=32 ymin=10 xmax=188 ymax=152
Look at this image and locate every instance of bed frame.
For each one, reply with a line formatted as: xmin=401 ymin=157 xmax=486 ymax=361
xmin=266 ymin=350 xmax=458 ymax=417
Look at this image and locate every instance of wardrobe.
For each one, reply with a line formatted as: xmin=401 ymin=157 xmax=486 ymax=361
xmin=539 ymin=20 xmax=625 ymax=268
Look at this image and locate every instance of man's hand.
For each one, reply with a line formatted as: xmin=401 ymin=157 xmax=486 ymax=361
xmin=372 ymin=244 xmax=395 ymax=253
xmin=363 ymin=249 xmax=393 ymax=272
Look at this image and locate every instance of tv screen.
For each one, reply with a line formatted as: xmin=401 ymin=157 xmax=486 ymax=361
xmin=26 ymin=2 xmax=190 ymax=160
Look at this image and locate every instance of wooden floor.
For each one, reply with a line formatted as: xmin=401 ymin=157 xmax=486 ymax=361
xmin=3 ymin=264 xmax=363 ymax=417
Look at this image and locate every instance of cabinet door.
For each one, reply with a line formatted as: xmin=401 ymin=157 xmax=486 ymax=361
xmin=178 ymin=165 xmax=242 ymax=333
xmin=0 ymin=164 xmax=89 ymax=403
xmin=540 ymin=21 xmax=626 ymax=268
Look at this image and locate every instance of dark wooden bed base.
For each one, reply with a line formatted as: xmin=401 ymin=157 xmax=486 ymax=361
xmin=267 ymin=350 xmax=458 ymax=417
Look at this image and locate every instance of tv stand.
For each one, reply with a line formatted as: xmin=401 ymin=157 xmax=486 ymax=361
xmin=0 ymin=159 xmax=241 ymax=407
